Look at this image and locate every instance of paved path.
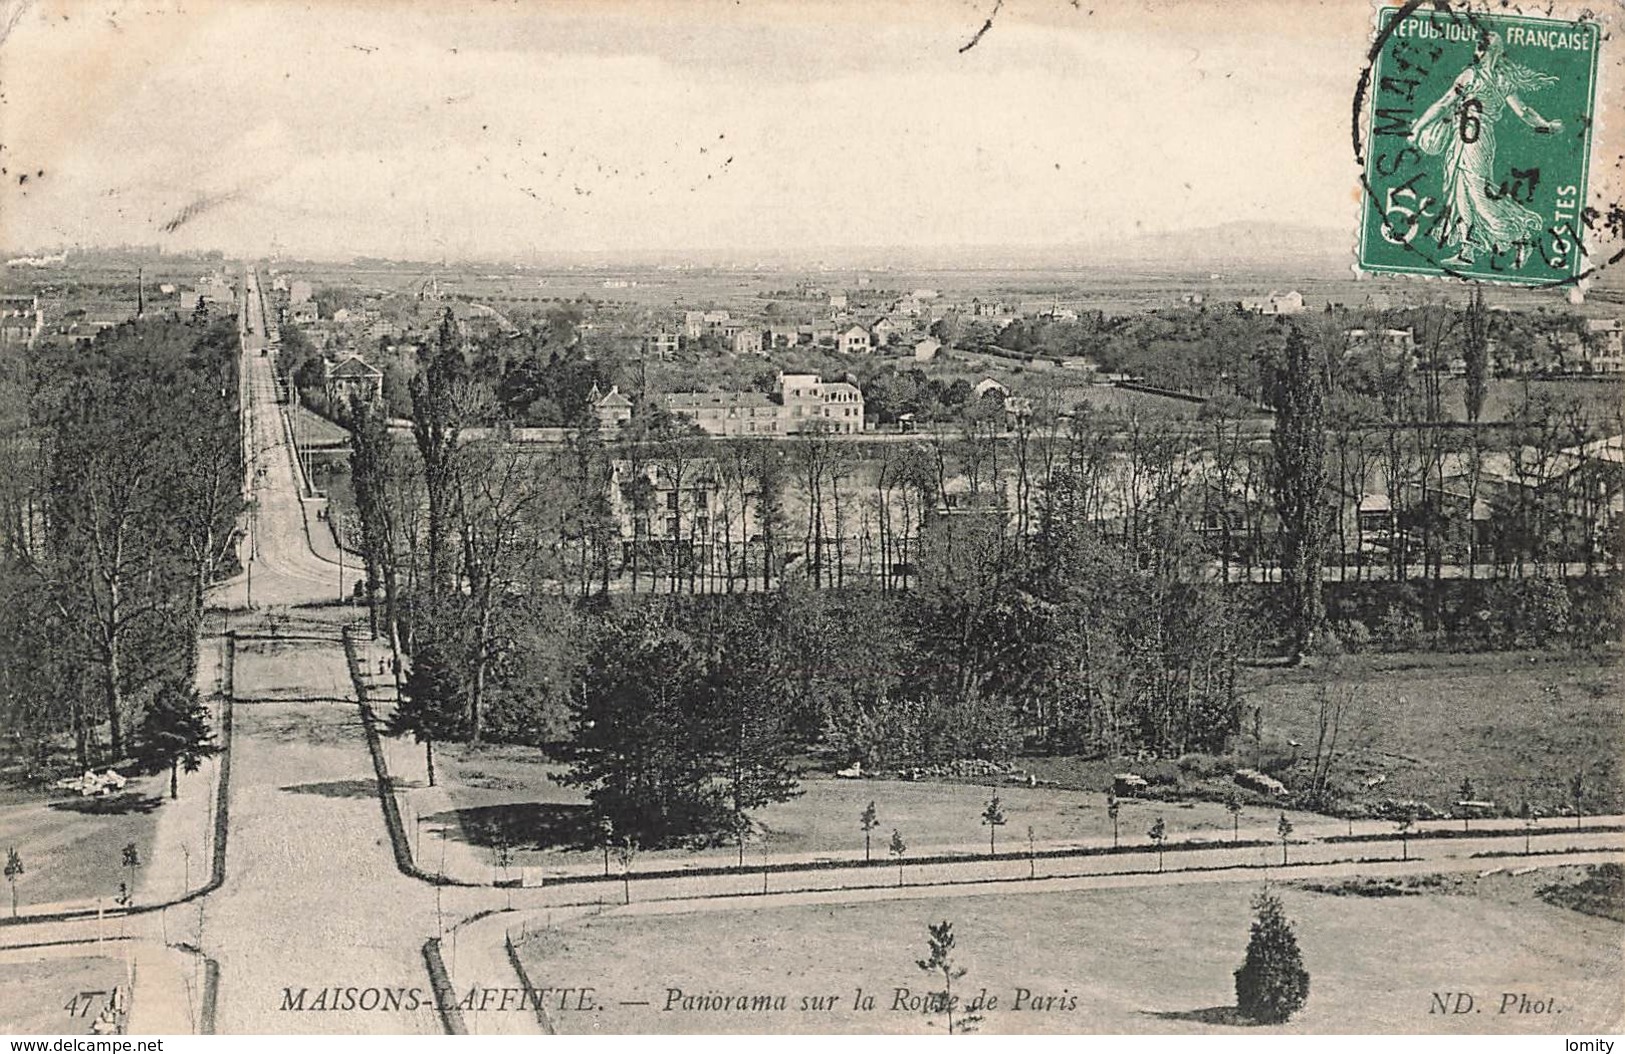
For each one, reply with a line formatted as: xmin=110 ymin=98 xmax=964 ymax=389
xmin=214 ymin=314 xmax=364 ymax=613
xmin=194 ymin=270 xmax=436 ymax=1032
xmin=201 ymin=697 xmax=440 ymax=1034
xmin=428 ymin=826 xmax=1625 ymax=917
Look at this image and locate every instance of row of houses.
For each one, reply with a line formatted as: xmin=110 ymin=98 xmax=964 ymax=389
xmin=586 ymin=425 xmax=1623 ymax=581
xmin=1340 ymin=321 xmax=1625 ymax=375
xmin=1 ymin=269 xmax=243 ymax=350
xmin=1535 ymin=319 xmax=1625 ymax=374
xmin=589 ymin=372 xmax=866 ymax=438
xmin=652 ymin=315 xmax=941 ymax=360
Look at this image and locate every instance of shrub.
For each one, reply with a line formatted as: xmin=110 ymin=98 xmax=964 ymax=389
xmin=1234 ymin=892 xmax=1310 ymax=1024
xmin=1510 ymin=578 xmax=1572 ymax=648
xmin=1377 ymin=604 xmax=1425 ymax=650
xmin=1331 ymin=619 xmax=1372 ymax=654
xmin=1177 ymin=753 xmax=1230 ymax=779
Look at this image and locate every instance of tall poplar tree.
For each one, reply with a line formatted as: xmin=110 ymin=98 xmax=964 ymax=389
xmin=1271 ymin=326 xmax=1329 ymax=659
xmin=1462 ymin=284 xmax=1490 ymax=425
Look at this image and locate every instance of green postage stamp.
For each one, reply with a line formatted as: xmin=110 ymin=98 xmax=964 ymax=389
xmin=1358 ymin=4 xmax=1601 ymax=286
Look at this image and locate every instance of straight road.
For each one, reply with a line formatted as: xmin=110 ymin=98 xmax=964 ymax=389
xmin=432 ymin=826 xmax=1625 ymax=918
xmin=197 ymin=270 xmax=435 ymax=1031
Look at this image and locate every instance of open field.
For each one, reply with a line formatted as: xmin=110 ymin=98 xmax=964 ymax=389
xmin=0 ymin=778 xmax=164 ymax=913
xmin=513 ymin=864 xmax=1623 ymax=1034
xmin=0 ymin=954 xmax=130 ymax=1035
xmin=272 ymin=257 xmax=1624 ymax=318
xmin=1244 ymin=649 xmax=1623 ymax=817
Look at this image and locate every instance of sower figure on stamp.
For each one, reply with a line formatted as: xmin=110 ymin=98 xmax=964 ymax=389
xmin=1410 ymin=32 xmax=1562 ymax=268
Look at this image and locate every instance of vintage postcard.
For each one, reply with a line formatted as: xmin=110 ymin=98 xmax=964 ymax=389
xmin=0 ymin=0 xmax=1622 ymax=1043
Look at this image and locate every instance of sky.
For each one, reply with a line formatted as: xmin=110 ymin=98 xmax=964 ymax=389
xmin=0 ymin=0 xmax=1548 ymax=261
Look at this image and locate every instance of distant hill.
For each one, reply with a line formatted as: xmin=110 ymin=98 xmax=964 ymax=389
xmin=1090 ymin=221 xmax=1349 ymax=271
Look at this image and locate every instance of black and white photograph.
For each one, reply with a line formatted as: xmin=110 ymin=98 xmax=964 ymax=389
xmin=0 ymin=0 xmax=1621 ymax=1041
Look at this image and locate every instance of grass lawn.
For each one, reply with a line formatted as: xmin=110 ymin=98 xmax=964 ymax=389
xmin=287 ymin=403 xmax=350 ymax=448
xmin=431 ymin=741 xmax=1316 ymax=871
xmin=515 ymin=867 xmax=1623 ymax=1034
xmin=0 ymin=777 xmax=165 ymax=914
xmin=0 ymin=954 xmax=130 ymax=1034
xmin=1242 ymin=649 xmax=1622 ymax=817
xmin=430 ymin=648 xmax=1619 ymax=871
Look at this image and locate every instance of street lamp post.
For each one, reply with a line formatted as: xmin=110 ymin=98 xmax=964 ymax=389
xmin=435 ymin=829 xmax=448 ymax=937
xmin=337 ymin=509 xmax=345 ymax=604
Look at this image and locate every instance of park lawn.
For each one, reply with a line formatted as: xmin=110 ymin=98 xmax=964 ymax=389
xmin=515 ymin=868 xmax=1623 ymax=1035
xmin=1055 ymin=382 xmax=1210 ymax=420
xmin=1242 ymin=649 xmax=1622 ymax=817
xmin=287 ymin=403 xmax=350 ymax=448
xmin=0 ymin=954 xmax=130 ymax=1034
xmin=0 ymin=775 xmax=165 ymax=914
xmin=432 ymin=741 xmax=1315 ymax=871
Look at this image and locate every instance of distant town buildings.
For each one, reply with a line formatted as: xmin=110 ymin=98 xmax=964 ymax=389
xmin=0 ymin=294 xmax=43 ymax=348
xmin=1242 ymin=290 xmax=1306 ymax=315
xmin=1584 ymin=318 xmax=1624 ymax=373
xmin=645 ymin=331 xmax=680 ymax=359
xmin=1344 ymin=327 xmax=1417 ymax=368
xmin=591 ymin=384 xmax=634 ymax=431
xmin=663 ymin=372 xmax=865 ymax=437
xmin=838 ymin=325 xmax=871 ymax=354
xmin=323 ymin=354 xmax=384 ymax=406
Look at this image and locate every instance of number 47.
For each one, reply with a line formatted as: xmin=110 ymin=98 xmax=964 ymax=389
xmin=64 ymin=991 xmax=108 ymax=1018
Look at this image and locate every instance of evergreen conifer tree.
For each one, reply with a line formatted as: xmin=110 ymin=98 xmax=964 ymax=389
xmin=1234 ymin=892 xmax=1310 ymax=1023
